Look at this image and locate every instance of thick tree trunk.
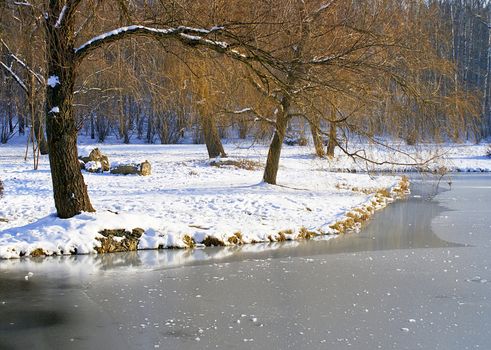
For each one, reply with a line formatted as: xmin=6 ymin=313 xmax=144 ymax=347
xmin=201 ymin=115 xmax=226 ymax=158
xmin=45 ymin=4 xmax=95 ymax=218
xmin=309 ymin=119 xmax=325 ymax=158
xmin=263 ymin=97 xmax=290 ymax=184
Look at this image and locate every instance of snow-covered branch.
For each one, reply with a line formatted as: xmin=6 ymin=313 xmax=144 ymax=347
xmin=225 ymin=107 xmax=275 ymax=125
xmin=13 ymin=1 xmax=32 ymax=6
xmin=54 ymin=4 xmax=67 ymax=28
xmin=0 ymin=61 xmax=28 ymax=93
xmin=1 ymin=39 xmax=45 ymax=85
xmin=10 ymin=54 xmax=44 ymax=85
xmin=74 ymin=25 xmax=228 ymax=61
xmin=50 ymin=0 xmax=83 ymax=29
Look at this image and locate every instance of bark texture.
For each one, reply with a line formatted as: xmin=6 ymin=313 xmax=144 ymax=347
xmin=326 ymin=120 xmax=337 ymax=158
xmin=201 ymin=115 xmax=227 ymax=158
xmin=263 ymin=97 xmax=290 ymax=184
xmin=45 ymin=1 xmax=94 ymax=218
xmin=310 ymin=119 xmax=325 ymax=158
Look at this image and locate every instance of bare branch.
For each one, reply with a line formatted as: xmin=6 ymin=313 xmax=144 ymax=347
xmin=224 ymin=107 xmax=275 ymax=125
xmin=1 ymin=41 xmax=45 ymax=86
xmin=0 ymin=61 xmax=28 ymax=93
xmin=74 ymin=25 xmax=227 ymax=61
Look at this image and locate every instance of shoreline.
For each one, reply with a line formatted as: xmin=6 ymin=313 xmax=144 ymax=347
xmin=0 ymin=177 xmax=410 ymax=260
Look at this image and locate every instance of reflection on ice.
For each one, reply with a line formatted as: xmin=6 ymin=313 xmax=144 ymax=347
xmin=0 ymin=177 xmax=469 ymax=275
xmin=0 ymin=241 xmax=302 ymax=275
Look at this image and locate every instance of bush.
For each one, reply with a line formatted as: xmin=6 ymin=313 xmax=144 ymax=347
xmin=487 ymin=144 xmax=491 ymax=158
xmin=284 ymin=136 xmax=308 ymax=146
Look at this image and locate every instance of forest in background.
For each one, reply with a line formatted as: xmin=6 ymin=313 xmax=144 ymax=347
xmin=0 ymin=0 xmax=489 ymax=153
xmin=0 ymin=0 xmax=490 ymax=218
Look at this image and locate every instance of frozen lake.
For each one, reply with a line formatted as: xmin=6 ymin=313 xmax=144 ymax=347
xmin=0 ymin=174 xmax=490 ymax=349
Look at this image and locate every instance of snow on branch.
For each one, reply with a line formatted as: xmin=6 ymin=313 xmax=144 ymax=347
xmin=0 ymin=61 xmax=28 ymax=93
xmin=47 ymin=75 xmax=60 ymax=88
xmin=225 ymin=107 xmax=275 ymax=125
xmin=1 ymin=39 xmax=44 ymax=85
xmin=74 ymin=25 xmax=227 ymax=61
xmin=13 ymin=1 xmax=32 ymax=6
xmin=54 ymin=4 xmax=67 ymax=28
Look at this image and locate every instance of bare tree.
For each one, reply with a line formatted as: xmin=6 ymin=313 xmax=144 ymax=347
xmin=4 ymin=0 xmax=275 ymax=218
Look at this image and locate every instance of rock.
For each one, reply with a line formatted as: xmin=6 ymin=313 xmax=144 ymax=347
xmin=140 ymin=160 xmax=152 ymax=176
xmin=96 ymin=228 xmax=145 ymax=254
xmin=30 ymin=248 xmax=46 ymax=257
xmin=79 ymin=148 xmax=110 ymax=172
xmin=85 ymin=161 xmax=103 ymax=173
xmin=110 ymin=164 xmax=139 ymax=175
xmin=284 ymin=136 xmax=307 ymax=146
xmin=110 ymin=161 xmax=152 ymax=176
xmin=202 ymin=236 xmax=225 ymax=247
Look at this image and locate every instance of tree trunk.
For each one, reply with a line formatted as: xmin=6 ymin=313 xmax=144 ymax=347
xmin=485 ymin=6 xmax=491 ymax=137
xmin=18 ymin=111 xmax=25 ymax=135
xmin=28 ymin=36 xmax=49 ymax=155
xmin=201 ymin=115 xmax=226 ymax=158
xmin=33 ymin=114 xmax=49 ymax=155
xmin=309 ymin=119 xmax=325 ymax=158
xmin=119 ymin=94 xmax=130 ymax=144
xmin=327 ymin=120 xmax=337 ymax=158
xmin=90 ymin=114 xmax=95 ymax=139
xmin=7 ymin=95 xmax=13 ymax=134
xmin=30 ymin=78 xmax=49 ymax=155
xmin=263 ymin=97 xmax=290 ymax=184
xmin=45 ymin=4 xmax=95 ymax=218
xmin=146 ymin=113 xmax=154 ymax=143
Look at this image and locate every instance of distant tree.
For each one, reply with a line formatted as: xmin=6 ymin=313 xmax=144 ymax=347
xmin=0 ymin=3 xmax=48 ymax=159
xmin=3 ymin=0 xmax=275 ymax=218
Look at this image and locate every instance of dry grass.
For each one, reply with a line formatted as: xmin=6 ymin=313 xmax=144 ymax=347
xmin=277 ymin=230 xmax=292 ymax=242
xmin=182 ymin=234 xmax=196 ymax=248
xmin=376 ymin=188 xmax=391 ymax=198
xmin=210 ymin=159 xmax=261 ymax=171
xmin=335 ymin=183 xmax=379 ymax=195
xmin=266 ymin=230 xmax=291 ymax=242
xmin=297 ymin=227 xmax=318 ymax=240
xmin=330 ymin=176 xmax=410 ymax=235
xmin=227 ymin=232 xmax=244 ymax=245
xmin=392 ymin=176 xmax=411 ymax=198
xmin=202 ymin=236 xmax=225 ymax=247
xmin=30 ymin=248 xmax=46 ymax=257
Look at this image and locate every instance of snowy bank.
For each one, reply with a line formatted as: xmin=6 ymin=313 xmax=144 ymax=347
xmin=0 ymin=143 xmax=415 ymax=259
xmin=323 ymin=142 xmax=491 ymax=173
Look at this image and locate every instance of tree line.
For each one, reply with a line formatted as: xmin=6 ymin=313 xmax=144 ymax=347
xmin=0 ymin=0 xmax=487 ymax=218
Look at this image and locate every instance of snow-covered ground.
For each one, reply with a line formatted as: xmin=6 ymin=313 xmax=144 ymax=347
xmin=323 ymin=141 xmax=491 ymax=173
xmin=0 ymin=139 xmax=489 ymax=259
